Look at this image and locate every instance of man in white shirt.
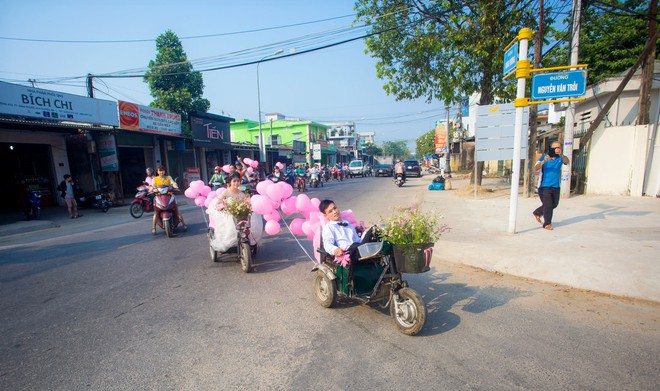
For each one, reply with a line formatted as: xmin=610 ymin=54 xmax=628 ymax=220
xmin=320 ymin=199 xmax=362 ymax=261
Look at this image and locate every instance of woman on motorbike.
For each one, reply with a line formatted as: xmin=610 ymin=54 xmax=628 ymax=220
xmin=268 ymin=166 xmax=286 ymax=183
xmin=151 ymin=165 xmax=187 ymax=234
xmin=209 ymin=166 xmax=225 ymax=190
xmin=218 ymin=173 xmax=247 ymax=202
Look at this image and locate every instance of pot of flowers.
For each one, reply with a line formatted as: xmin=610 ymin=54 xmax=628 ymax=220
xmin=380 ymin=206 xmax=447 ymax=273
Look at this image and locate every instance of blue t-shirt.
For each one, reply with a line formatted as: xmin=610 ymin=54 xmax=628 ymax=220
xmin=538 ymin=155 xmax=564 ymax=188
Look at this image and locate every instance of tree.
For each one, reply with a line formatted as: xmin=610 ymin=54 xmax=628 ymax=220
xmin=144 ymin=30 xmax=210 ymax=136
xmin=355 ymin=0 xmax=540 ymax=184
xmin=416 ymin=129 xmax=435 ymax=158
xmin=363 ymin=142 xmax=383 ymax=157
xmin=543 ymin=0 xmax=654 ymax=85
xmin=382 ymin=141 xmax=411 ymax=159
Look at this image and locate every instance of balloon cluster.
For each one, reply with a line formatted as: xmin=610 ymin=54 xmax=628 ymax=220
xmin=184 ymin=161 xmax=361 ymax=256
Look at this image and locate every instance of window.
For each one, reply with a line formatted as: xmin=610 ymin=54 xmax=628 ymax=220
xmin=269 ymin=135 xmax=280 ymax=145
xmin=292 ymin=132 xmax=302 ymax=141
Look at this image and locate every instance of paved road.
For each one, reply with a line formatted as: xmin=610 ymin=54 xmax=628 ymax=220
xmin=1 ymin=176 xmax=658 ymax=390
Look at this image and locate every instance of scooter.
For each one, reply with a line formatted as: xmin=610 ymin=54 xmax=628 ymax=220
xmin=76 ymin=185 xmax=112 ymax=212
xmin=130 ymin=182 xmax=154 ymax=218
xmin=313 ymin=234 xmax=429 ymax=336
xmin=153 ymin=185 xmax=181 ymax=237
xmin=25 ymin=190 xmax=42 ymax=220
xmin=310 ymin=172 xmax=322 ymax=188
xmin=394 ymin=173 xmax=405 ymax=187
xmin=285 ymin=169 xmax=296 ymax=186
xmin=296 ymin=174 xmax=307 ymax=192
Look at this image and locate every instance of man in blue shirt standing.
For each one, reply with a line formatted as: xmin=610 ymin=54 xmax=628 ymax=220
xmin=533 ymin=141 xmax=569 ymax=230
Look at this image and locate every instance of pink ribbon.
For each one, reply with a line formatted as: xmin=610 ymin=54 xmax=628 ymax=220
xmin=423 ymin=247 xmax=434 ymax=269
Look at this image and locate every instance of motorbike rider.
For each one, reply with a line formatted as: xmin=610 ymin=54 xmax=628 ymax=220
xmin=394 ymin=159 xmax=406 ymax=181
xmin=145 ymin=167 xmax=155 ymax=186
xmin=309 ymin=164 xmax=320 ymax=185
xmin=150 ymin=165 xmax=187 ymax=234
xmin=269 ymin=166 xmax=286 ymax=183
xmin=209 ymin=166 xmax=225 ymax=190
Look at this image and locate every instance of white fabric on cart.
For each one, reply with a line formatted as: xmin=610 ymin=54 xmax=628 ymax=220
xmin=206 ymin=198 xmax=264 ymax=253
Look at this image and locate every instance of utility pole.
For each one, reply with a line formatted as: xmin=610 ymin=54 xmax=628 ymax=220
xmin=524 ymin=0 xmax=544 ymax=198
xmin=638 ymin=0 xmax=657 ymax=126
xmin=446 ymin=104 xmax=451 ymax=174
xmin=86 ymin=73 xmax=94 ymax=98
xmin=458 ymin=98 xmax=464 ymax=170
xmin=560 ymin=0 xmax=581 ymax=197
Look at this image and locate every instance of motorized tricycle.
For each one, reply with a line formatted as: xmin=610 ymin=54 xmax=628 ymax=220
xmin=313 ymin=238 xmax=430 ymax=335
xmin=208 ymin=213 xmax=258 ymax=273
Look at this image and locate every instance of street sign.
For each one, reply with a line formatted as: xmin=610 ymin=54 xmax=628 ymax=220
xmin=531 ymin=69 xmax=587 ymax=100
xmin=503 ymin=41 xmax=518 ymax=76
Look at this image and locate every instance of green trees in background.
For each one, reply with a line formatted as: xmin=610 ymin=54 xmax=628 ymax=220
xmin=144 ymin=30 xmax=210 ymax=136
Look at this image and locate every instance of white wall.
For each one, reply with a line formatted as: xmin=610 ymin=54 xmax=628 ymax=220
xmin=586 ymin=125 xmax=649 ymax=196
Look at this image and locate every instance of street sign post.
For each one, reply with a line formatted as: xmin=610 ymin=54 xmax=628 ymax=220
xmin=531 ymin=69 xmax=587 ymax=100
xmin=503 ymin=41 xmax=518 ymax=77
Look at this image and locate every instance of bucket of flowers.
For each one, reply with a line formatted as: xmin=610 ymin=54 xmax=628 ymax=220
xmin=220 ymin=197 xmax=253 ymax=227
xmin=379 ymin=206 xmax=448 ymax=273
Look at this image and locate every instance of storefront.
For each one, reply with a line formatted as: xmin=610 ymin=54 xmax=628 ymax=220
xmin=0 ymin=81 xmax=118 ymax=212
xmin=190 ymin=111 xmax=234 ymax=183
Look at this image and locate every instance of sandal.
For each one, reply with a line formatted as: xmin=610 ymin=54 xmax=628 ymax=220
xmin=152 ymin=228 xmax=157 ymax=235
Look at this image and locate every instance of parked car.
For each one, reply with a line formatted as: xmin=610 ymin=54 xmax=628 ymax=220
xmin=374 ymin=164 xmax=393 ymax=176
xmin=404 ymin=159 xmax=422 ymax=177
xmin=348 ymin=160 xmax=366 ymax=177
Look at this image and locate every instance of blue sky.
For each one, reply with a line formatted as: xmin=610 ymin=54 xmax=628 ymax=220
xmin=0 ymin=0 xmax=443 ymax=144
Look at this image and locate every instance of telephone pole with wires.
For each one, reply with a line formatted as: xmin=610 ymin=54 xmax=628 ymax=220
xmin=86 ymin=73 xmax=94 ymax=98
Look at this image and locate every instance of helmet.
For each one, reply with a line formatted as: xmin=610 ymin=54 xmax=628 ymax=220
xmin=214 ymin=166 xmax=221 ymax=171
xmin=146 ymin=167 xmax=154 ymax=175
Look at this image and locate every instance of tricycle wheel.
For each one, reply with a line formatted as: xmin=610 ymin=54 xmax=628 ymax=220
xmin=251 ymin=244 xmax=257 ymax=257
xmin=210 ymin=245 xmax=218 ymax=262
xmin=313 ymin=270 xmax=336 ymax=308
xmin=390 ymin=287 xmax=426 ymax=336
xmin=239 ymin=242 xmax=252 ymax=273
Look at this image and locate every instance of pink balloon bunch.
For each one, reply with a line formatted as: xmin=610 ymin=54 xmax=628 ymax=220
xmin=184 ymin=180 xmax=214 ymax=208
xmin=243 ymin=158 xmax=259 ymax=169
xmin=249 ymin=178 xmax=297 ymax=235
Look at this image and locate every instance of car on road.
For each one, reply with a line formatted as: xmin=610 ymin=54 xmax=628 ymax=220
xmin=348 ymin=160 xmax=366 ymax=177
xmin=404 ymin=159 xmax=422 ymax=177
xmin=374 ymin=164 xmax=393 ymax=176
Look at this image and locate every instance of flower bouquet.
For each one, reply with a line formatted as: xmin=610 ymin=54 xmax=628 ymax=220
xmin=219 ymin=197 xmax=252 ymax=223
xmin=379 ymin=207 xmax=448 ymax=273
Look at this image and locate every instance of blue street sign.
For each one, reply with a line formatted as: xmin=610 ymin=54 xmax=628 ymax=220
xmin=503 ymin=41 xmax=518 ymax=76
xmin=531 ymin=69 xmax=587 ymax=100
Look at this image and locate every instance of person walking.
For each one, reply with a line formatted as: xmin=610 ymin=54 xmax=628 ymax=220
xmin=532 ymin=141 xmax=569 ymax=230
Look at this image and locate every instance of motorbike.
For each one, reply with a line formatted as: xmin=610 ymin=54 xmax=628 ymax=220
xmin=394 ymin=173 xmax=405 ymax=187
xmin=25 ymin=190 xmax=42 ymax=220
xmin=322 ymin=168 xmax=331 ymax=183
xmin=153 ymin=185 xmax=182 ymax=237
xmin=130 ymin=182 xmax=154 ymax=218
xmin=427 ymin=166 xmax=440 ymax=174
xmin=310 ymin=171 xmax=322 ymax=188
xmin=313 ymin=236 xmax=429 ymax=336
xmin=210 ymin=179 xmax=224 ymax=191
xmin=285 ymin=169 xmax=296 ymax=186
xmin=296 ymin=174 xmax=307 ymax=192
xmin=76 ymin=185 xmax=112 ymax=212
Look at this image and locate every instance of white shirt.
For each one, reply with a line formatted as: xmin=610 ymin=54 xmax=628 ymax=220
xmin=322 ymin=220 xmax=361 ymax=255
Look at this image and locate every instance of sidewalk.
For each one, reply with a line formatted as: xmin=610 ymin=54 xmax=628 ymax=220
xmin=422 ymin=174 xmax=660 ymax=303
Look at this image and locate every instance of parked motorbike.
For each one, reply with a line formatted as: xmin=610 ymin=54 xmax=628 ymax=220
xmin=129 ymin=181 xmax=153 ymax=218
xmin=76 ymin=185 xmax=112 ymax=212
xmin=25 ymin=190 xmax=42 ymax=220
xmin=153 ymin=185 xmax=181 ymax=237
xmin=427 ymin=166 xmax=440 ymax=174
xmin=313 ymin=236 xmax=429 ymax=335
xmin=394 ymin=173 xmax=405 ymax=187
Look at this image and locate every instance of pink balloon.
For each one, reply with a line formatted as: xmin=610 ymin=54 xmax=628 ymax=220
xmin=281 ymin=196 xmax=297 ymax=215
xmin=268 ymin=211 xmax=281 ymax=222
xmin=306 ymin=231 xmax=315 ymax=241
xmin=276 ymin=162 xmax=284 ymax=170
xmin=250 ymin=194 xmax=274 ymax=215
xmin=200 ymin=185 xmax=212 ymax=197
xmin=194 ymin=196 xmax=206 ymax=207
xmin=340 ymin=209 xmax=358 ymax=226
xmin=215 ymin=187 xmax=226 ymax=196
xmin=222 ymin=164 xmax=231 ymax=173
xmin=204 ymin=196 xmax=214 ymax=208
xmin=184 ymin=188 xmax=197 ymax=199
xmin=296 ymin=194 xmax=312 ymax=212
xmin=265 ymin=220 xmax=281 ymax=235
xmin=247 ymin=167 xmax=254 ymax=174
xmin=263 ymin=213 xmax=273 ymax=221
xmin=301 ymin=220 xmax=311 ymax=236
xmin=310 ymin=198 xmax=321 ymax=211
xmin=312 ymin=228 xmax=321 ymax=262
xmin=251 ymin=160 xmax=259 ymax=168
xmin=278 ymin=182 xmax=292 ymax=199
xmin=190 ymin=180 xmax=205 ymax=193
xmin=266 ymin=184 xmax=284 ymax=202
xmin=256 ymin=179 xmax=273 ymax=196
xmin=289 ymin=218 xmax=305 ymax=235
xmin=271 ymin=199 xmax=282 ymax=209
xmin=243 ymin=158 xmax=253 ymax=166
xmin=207 ymin=191 xmax=218 ymax=200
